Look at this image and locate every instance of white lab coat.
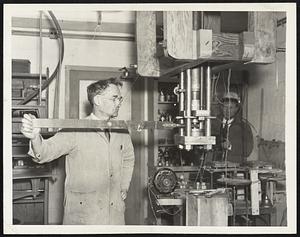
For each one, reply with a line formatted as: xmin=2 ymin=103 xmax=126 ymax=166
xmin=28 ymin=115 xmax=135 ymax=225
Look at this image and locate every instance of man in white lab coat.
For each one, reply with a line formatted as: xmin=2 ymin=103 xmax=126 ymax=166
xmin=21 ymin=78 xmax=135 ymax=225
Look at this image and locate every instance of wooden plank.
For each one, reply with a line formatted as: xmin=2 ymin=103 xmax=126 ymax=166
xmin=136 ymin=11 xmax=160 ymax=77
xmin=248 ymin=12 xmax=276 ymax=63
xmin=165 ymin=11 xmax=194 ymax=59
xmin=32 ymin=119 xmax=180 ymax=130
xmin=212 ymin=33 xmax=240 ymax=60
xmin=12 ymin=17 xmax=134 ymax=35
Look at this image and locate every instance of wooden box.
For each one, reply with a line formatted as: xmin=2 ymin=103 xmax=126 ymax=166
xmin=186 ymin=193 xmax=229 ymax=226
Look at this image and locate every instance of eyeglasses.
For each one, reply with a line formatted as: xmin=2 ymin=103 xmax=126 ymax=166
xmin=102 ymin=96 xmax=123 ymax=104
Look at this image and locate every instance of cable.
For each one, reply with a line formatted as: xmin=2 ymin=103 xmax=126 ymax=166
xmin=148 ymin=179 xmax=182 ymax=217
xmin=18 ymin=11 xmax=64 ymax=105
xmin=147 ymin=181 xmax=158 ymax=224
xmin=224 ymin=68 xmax=232 ymax=188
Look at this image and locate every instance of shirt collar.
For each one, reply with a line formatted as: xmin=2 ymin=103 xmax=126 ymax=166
xmin=223 ymin=118 xmax=234 ymax=125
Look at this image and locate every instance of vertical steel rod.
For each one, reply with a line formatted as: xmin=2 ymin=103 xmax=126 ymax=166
xmin=178 ymin=72 xmax=185 ymax=149
xmin=39 ymin=11 xmax=43 ymax=106
xmin=200 ymin=66 xmax=204 ymax=109
xmin=206 ymin=65 xmax=211 ymax=137
xmin=186 ymin=69 xmax=192 ymax=139
xmin=179 ymin=72 xmax=185 ymax=113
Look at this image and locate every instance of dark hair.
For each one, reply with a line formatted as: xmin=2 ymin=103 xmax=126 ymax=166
xmin=87 ymin=78 xmax=123 ymax=105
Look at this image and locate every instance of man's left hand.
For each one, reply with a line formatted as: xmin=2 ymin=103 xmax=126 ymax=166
xmin=121 ymin=190 xmax=127 ymax=200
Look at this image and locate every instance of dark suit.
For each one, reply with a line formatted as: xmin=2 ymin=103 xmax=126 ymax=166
xmin=212 ymin=116 xmax=254 ymax=163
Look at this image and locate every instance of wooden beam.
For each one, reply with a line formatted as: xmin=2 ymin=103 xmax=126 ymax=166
xmin=12 ymin=17 xmax=134 ymax=35
xmin=212 ymin=33 xmax=240 ymax=60
xmin=248 ymin=12 xmax=276 ymax=63
xmin=32 ymin=119 xmax=181 ymax=130
xmin=136 ymin=11 xmax=160 ymax=77
xmin=165 ymin=11 xmax=194 ymax=60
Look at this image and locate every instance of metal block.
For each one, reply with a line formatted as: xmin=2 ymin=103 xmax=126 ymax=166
xmin=193 ymin=110 xmax=210 ymax=117
xmin=174 ymin=134 xmax=216 ymax=145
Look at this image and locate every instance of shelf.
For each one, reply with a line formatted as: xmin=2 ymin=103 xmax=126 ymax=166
xmin=158 ymin=101 xmax=178 ymax=104
xmin=12 ymin=105 xmax=46 ymax=110
xmin=13 ymin=194 xmax=45 ymax=204
xmin=13 ymin=154 xmax=31 ymax=158
xmin=12 ymin=73 xmax=47 ymax=79
xmin=13 ymin=168 xmax=52 ymax=180
xmin=12 ymin=97 xmax=47 ymax=101
xmin=156 ymin=166 xmax=200 ymax=172
xmin=12 ymin=143 xmax=28 ymax=147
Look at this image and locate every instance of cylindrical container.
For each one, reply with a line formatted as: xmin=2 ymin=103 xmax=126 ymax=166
xmin=159 ymin=90 xmax=165 ymax=102
xmin=192 ymin=127 xmax=201 ymax=137
xmin=191 ymin=67 xmax=200 ymax=111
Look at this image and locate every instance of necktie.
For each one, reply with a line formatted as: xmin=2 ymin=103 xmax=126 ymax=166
xmin=104 ymin=129 xmax=110 ymax=142
xmin=222 ymin=122 xmax=229 ymax=141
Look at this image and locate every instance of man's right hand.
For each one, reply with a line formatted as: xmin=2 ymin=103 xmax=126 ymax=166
xmin=21 ymin=114 xmax=41 ymax=140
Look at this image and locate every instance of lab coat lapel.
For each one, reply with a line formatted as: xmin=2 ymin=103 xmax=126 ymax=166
xmin=84 ymin=114 xmax=108 ymax=141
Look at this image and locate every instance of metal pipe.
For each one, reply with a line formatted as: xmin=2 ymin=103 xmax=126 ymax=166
xmin=39 ymin=11 xmax=43 ymax=105
xmin=186 ymin=69 xmax=192 ymax=138
xmin=206 ymin=65 xmax=211 ymax=137
xmin=200 ymin=66 xmax=204 ymax=109
xmin=179 ymin=72 xmax=185 ymax=142
xmin=199 ymin=66 xmax=205 ymax=135
xmin=179 ymin=71 xmax=185 ymax=112
xmin=191 ymin=67 xmax=200 ymax=111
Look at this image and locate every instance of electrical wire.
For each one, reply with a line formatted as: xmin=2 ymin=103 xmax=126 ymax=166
xmin=18 ymin=11 xmax=64 ymax=105
xmin=147 ymin=181 xmax=158 ymax=224
xmin=224 ymin=68 xmax=232 ymax=188
xmin=147 ymin=180 xmax=182 ymax=217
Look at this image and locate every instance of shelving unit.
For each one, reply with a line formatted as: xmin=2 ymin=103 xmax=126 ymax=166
xmin=12 ymin=61 xmax=54 ymax=225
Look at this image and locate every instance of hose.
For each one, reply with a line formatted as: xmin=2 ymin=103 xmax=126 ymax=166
xmin=18 ymin=11 xmax=64 ymax=105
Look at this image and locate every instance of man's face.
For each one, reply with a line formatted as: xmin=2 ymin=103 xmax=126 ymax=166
xmin=96 ymin=84 xmax=123 ymax=118
xmin=222 ymin=100 xmax=239 ymax=119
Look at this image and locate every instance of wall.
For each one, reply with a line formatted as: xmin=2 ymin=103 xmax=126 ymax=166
xmin=245 ymin=12 xmax=286 ymax=161
xmin=11 ymin=10 xmax=137 ymax=224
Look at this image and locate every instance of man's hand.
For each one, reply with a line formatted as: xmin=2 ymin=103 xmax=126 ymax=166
xmin=21 ymin=114 xmax=41 ymax=140
xmin=222 ymin=139 xmax=232 ymax=150
xmin=121 ymin=190 xmax=127 ymax=201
